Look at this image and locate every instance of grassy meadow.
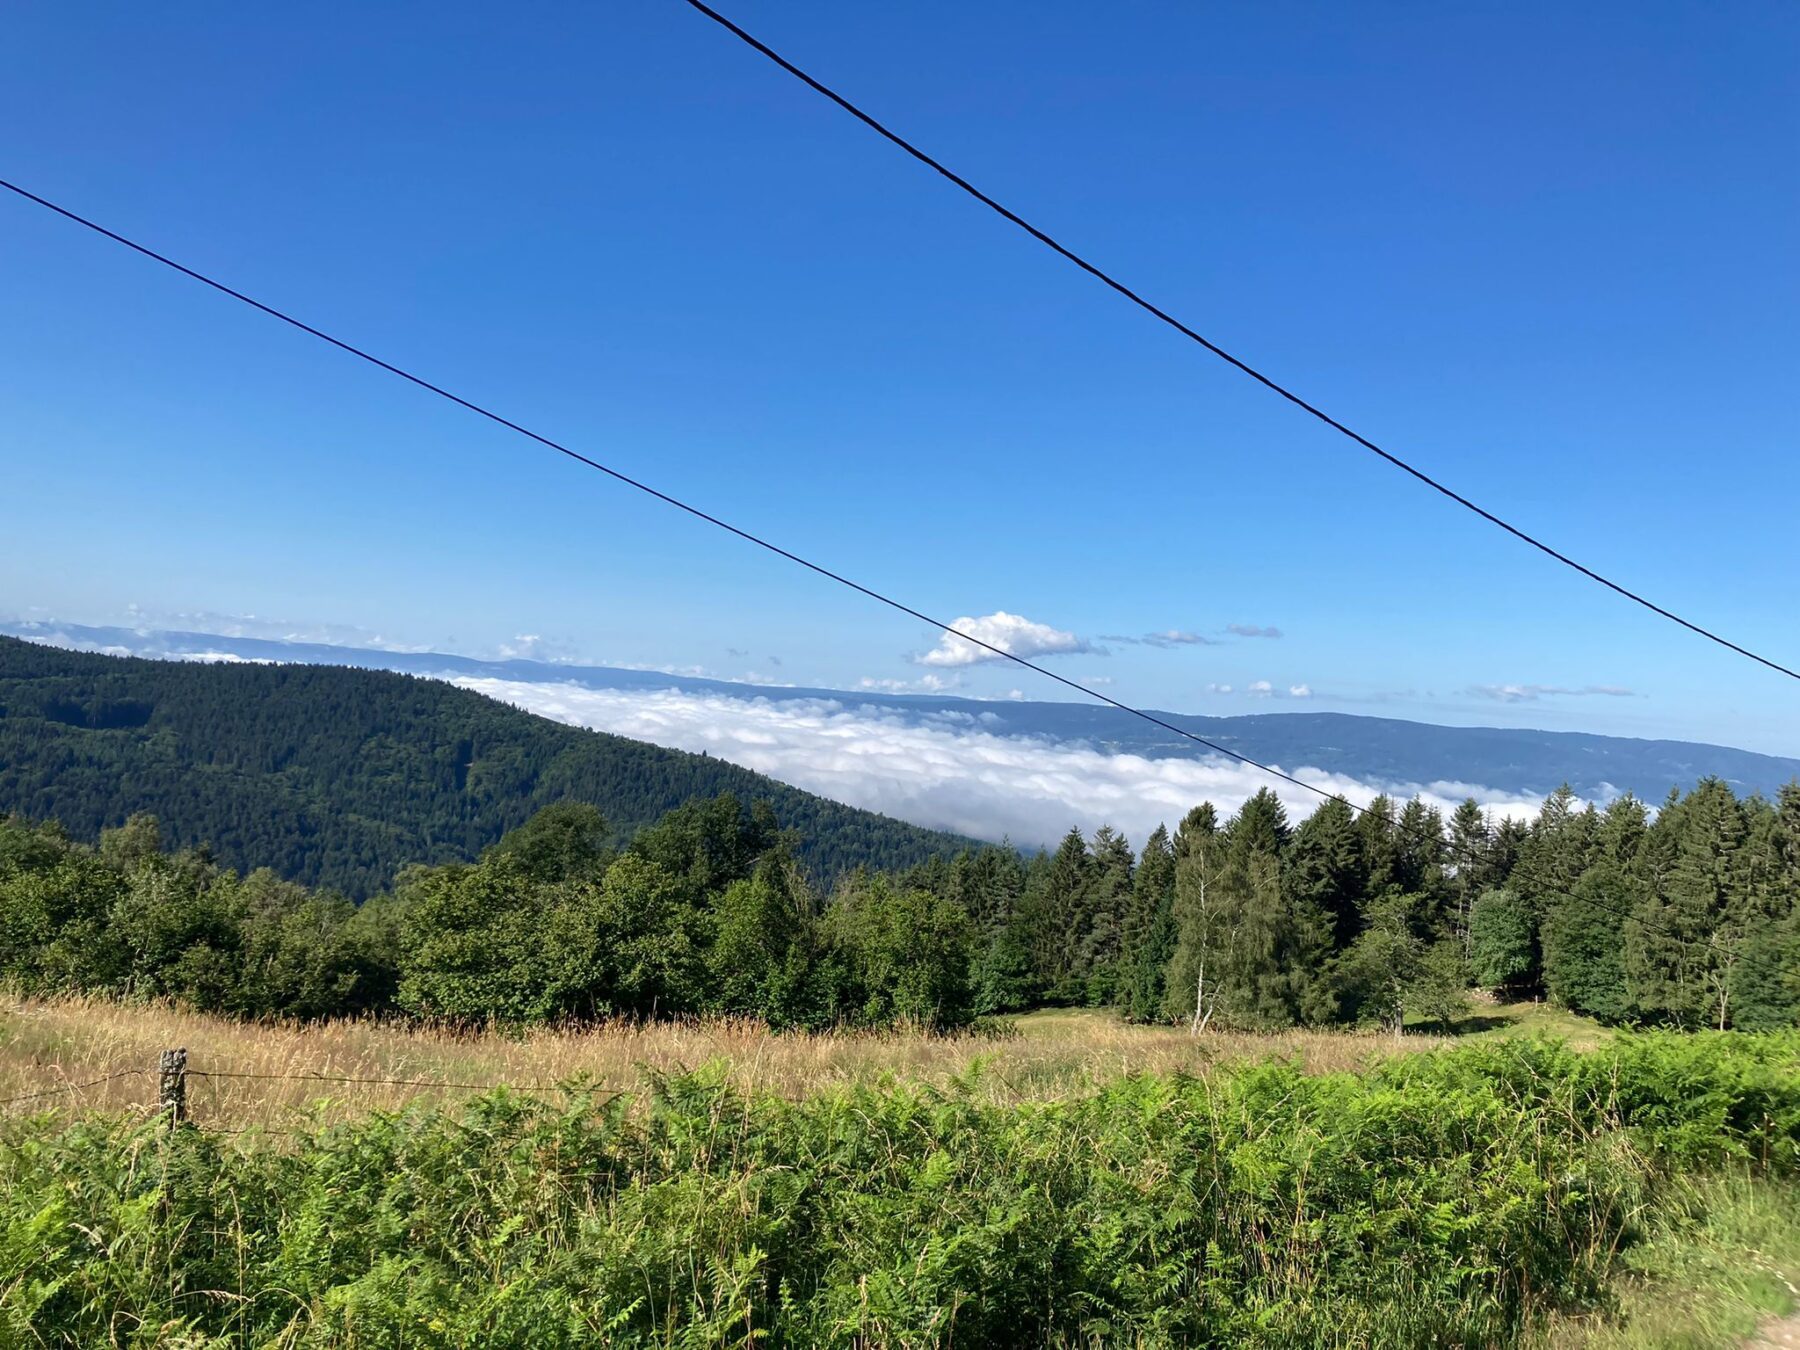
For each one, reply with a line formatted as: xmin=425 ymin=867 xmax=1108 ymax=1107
xmin=5 ymin=994 xmax=1800 ymax=1346
xmin=0 ymin=993 xmax=1581 ymax=1130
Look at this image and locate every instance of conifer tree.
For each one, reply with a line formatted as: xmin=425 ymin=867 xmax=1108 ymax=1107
xmin=1120 ymin=825 xmax=1176 ymax=1021
xmin=1285 ymin=796 xmax=1366 ymax=949
xmin=1079 ymin=826 xmax=1136 ymax=1002
xmin=1023 ymin=827 xmax=1095 ymax=1002
xmin=1395 ymin=797 xmax=1450 ymax=938
xmin=1359 ymin=795 xmax=1400 ymax=898
xmin=1630 ymin=778 xmax=1748 ymax=1028
xmin=1200 ymin=791 xmax=1295 ymax=1029
xmin=1489 ymin=815 xmax=1530 ymax=890
xmin=1447 ymin=798 xmax=1493 ymax=950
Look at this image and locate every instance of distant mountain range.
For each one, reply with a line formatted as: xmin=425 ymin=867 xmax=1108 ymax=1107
xmin=7 ymin=620 xmax=1798 ymax=806
xmin=0 ymin=635 xmax=973 ymax=896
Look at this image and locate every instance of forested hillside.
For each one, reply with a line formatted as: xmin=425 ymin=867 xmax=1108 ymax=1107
xmin=0 ymin=637 xmax=970 ymax=893
xmin=18 ymin=621 xmax=1800 ymax=802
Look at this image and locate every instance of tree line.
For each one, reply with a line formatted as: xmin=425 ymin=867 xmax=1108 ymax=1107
xmin=0 ymin=796 xmax=976 ymax=1030
xmin=2 ymin=776 xmax=1796 ymax=1031
xmin=891 ymin=778 xmax=1799 ymax=1032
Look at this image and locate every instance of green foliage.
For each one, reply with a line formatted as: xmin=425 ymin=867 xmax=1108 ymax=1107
xmin=1732 ymin=914 xmax=1800 ymax=1032
xmin=6 ymin=1034 xmax=1799 ymax=1346
xmin=0 ymin=800 xmax=976 ymax=1033
xmin=1468 ymin=887 xmax=1535 ymax=992
xmin=818 ymin=876 xmax=974 ymax=1029
xmin=707 ymin=856 xmax=819 ymax=1027
xmin=0 ymin=636 xmax=972 ymax=895
xmin=1119 ymin=824 xmax=1176 ymax=1021
xmin=1542 ymin=864 xmax=1637 ymax=1022
xmin=1409 ymin=940 xmax=1473 ymax=1029
xmin=1338 ymin=890 xmax=1425 ymax=1033
xmin=396 ymin=854 xmax=572 ymax=1022
xmin=971 ymin=918 xmax=1038 ymax=1016
xmin=484 ymin=801 xmax=612 ymax=882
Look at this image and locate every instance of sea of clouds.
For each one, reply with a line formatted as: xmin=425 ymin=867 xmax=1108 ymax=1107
xmin=451 ymin=677 xmax=1553 ymax=848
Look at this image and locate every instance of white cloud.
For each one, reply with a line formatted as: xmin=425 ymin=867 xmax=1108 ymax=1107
xmin=452 ymin=677 xmax=1553 ymax=850
xmin=1227 ymin=624 xmax=1284 ymax=639
xmin=1 ymin=622 xmax=277 ymax=664
xmin=1470 ymin=683 xmax=1638 ymax=703
xmin=917 ymin=611 xmax=1091 ymax=668
xmin=1215 ymin=679 xmax=1314 ymax=701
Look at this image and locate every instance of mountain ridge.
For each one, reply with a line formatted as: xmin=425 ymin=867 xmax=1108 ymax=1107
xmin=9 ymin=621 xmax=1798 ymax=804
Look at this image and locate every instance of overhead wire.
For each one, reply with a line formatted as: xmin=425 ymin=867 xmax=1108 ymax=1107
xmin=674 ymin=0 xmax=1800 ymax=684
xmin=0 ymin=177 xmax=1720 ymax=951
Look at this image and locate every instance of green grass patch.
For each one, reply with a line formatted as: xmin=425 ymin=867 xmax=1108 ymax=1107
xmin=1538 ymin=1172 xmax=1800 ymax=1348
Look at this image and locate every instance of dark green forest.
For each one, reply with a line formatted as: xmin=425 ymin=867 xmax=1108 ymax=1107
xmin=0 ymin=637 xmax=970 ymax=893
xmin=3 ymin=770 xmax=1797 ymax=1032
xmin=940 ymin=778 xmax=1800 ymax=1032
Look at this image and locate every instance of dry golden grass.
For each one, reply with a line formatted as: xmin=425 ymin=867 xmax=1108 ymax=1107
xmin=0 ymin=994 xmax=1482 ymax=1132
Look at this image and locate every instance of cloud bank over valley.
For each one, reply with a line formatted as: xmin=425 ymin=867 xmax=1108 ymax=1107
xmin=453 ymin=676 xmax=1555 ymax=849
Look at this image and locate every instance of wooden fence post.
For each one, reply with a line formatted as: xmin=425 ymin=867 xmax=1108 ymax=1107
xmin=158 ymin=1048 xmax=187 ymax=1127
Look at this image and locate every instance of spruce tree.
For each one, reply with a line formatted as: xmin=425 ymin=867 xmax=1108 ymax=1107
xmin=1120 ymin=825 xmax=1176 ymax=1021
xmin=1447 ymin=798 xmax=1492 ymax=951
xmin=1630 ymin=778 xmax=1748 ymax=1028
xmin=1358 ymin=795 xmax=1400 ymax=898
xmin=1286 ymin=796 xmax=1366 ymax=949
xmin=1207 ymin=792 xmax=1295 ymax=1028
xmin=1394 ymin=797 xmax=1449 ymax=938
xmin=1079 ymin=826 xmax=1135 ymax=1002
xmin=1024 ymin=827 xmax=1095 ymax=1002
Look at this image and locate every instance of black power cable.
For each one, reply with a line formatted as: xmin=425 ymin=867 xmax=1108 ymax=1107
xmin=0 ymin=178 xmax=1712 ymax=951
xmin=674 ymin=0 xmax=1800 ymax=685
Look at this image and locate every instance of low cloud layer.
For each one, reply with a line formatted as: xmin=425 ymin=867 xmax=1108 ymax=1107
xmin=1470 ymin=683 xmax=1638 ymax=703
xmin=918 ymin=611 xmax=1091 ymax=667
xmin=1226 ymin=624 xmax=1284 ymax=639
xmin=454 ymin=677 xmax=1553 ymax=849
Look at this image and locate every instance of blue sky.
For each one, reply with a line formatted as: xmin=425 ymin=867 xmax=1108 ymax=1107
xmin=3 ymin=1 xmax=1797 ymax=753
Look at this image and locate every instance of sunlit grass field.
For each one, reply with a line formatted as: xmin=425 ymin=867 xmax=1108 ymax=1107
xmin=0 ymin=992 xmax=1596 ymax=1131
